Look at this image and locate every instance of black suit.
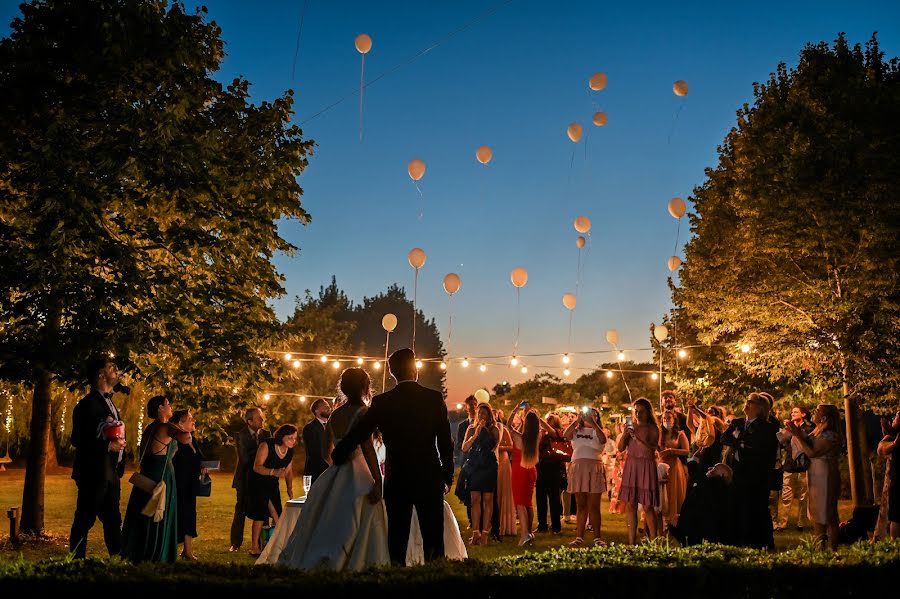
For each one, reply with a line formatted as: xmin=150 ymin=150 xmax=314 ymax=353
xmin=230 ymin=425 xmax=270 ymax=547
xmin=333 ymin=380 xmax=453 ymax=565
xmin=721 ymin=416 xmax=778 ymax=549
xmin=302 ymin=419 xmax=328 ymax=483
xmin=69 ymin=388 xmax=124 ymax=558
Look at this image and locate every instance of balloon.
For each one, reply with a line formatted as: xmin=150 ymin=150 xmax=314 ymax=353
xmin=606 ymin=329 xmax=619 ymax=345
xmin=567 ymin=122 xmax=583 ymax=143
xmin=668 ymin=197 xmax=687 ymax=219
xmin=562 ymin=293 xmax=577 ymax=310
xmin=474 ymin=389 xmax=490 ymax=404
xmin=574 ymin=216 xmax=591 ymax=234
xmin=443 ymin=273 xmax=461 ymax=295
xmin=355 ymin=34 xmax=372 ymax=54
xmin=576 ymin=236 xmax=586 ymax=249
xmin=408 ymin=159 xmax=426 ymax=181
xmin=668 ymin=256 xmax=683 ymax=272
xmin=408 ymin=247 xmax=426 ymax=270
xmin=654 ymin=324 xmax=669 ymax=342
xmin=476 ymin=145 xmax=493 ymax=165
xmin=673 ymin=80 xmax=689 ymax=97
xmin=382 ymin=313 xmax=397 ymax=332
xmin=592 ymin=111 xmax=608 ymax=127
xmin=510 ymin=267 xmax=528 ymax=288
xmin=589 ymin=72 xmax=608 ymax=91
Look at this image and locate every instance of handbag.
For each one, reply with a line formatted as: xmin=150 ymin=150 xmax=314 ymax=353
xmin=547 ymin=439 xmax=573 ymax=463
xmin=194 ymin=472 xmax=212 ymax=497
xmin=128 ymin=471 xmax=158 ymax=494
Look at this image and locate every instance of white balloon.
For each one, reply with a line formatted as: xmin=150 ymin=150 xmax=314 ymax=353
xmin=654 ymin=324 xmax=669 ymax=342
xmin=382 ymin=313 xmax=398 ymax=332
xmin=668 ymin=197 xmax=687 ymax=219
xmin=474 ymin=389 xmax=490 ymax=404
xmin=668 ymin=256 xmax=683 ymax=272
xmin=574 ymin=216 xmax=591 ymax=234
xmin=576 ymin=236 xmax=586 ymax=249
xmin=408 ymin=248 xmax=426 ymax=269
xmin=443 ymin=273 xmax=461 ymax=295
xmin=562 ymin=293 xmax=577 ymax=310
xmin=606 ymin=329 xmax=619 ymax=345
xmin=673 ymin=80 xmax=689 ymax=97
xmin=510 ymin=267 xmax=529 ymax=288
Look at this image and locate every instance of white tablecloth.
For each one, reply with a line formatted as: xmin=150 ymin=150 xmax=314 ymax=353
xmin=256 ymin=496 xmax=305 ymax=565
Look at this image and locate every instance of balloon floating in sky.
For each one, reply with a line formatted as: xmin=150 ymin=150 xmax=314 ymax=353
xmin=668 ymin=197 xmax=687 ymax=219
xmin=589 ymin=72 xmax=608 ymax=91
xmin=667 ymin=255 xmax=683 ymax=272
xmin=654 ymin=324 xmax=669 ymax=342
xmin=567 ymin=122 xmax=583 ymax=143
xmin=606 ymin=329 xmax=619 ymax=345
xmin=355 ymin=34 xmax=372 ymax=54
xmin=562 ymin=293 xmax=577 ymax=311
xmin=443 ymin=273 xmax=461 ymax=296
xmin=592 ymin=111 xmax=608 ymax=127
xmin=408 ymin=159 xmax=426 ymax=181
xmin=382 ymin=313 xmax=398 ymax=332
xmin=673 ymin=80 xmax=689 ymax=97
xmin=574 ymin=216 xmax=592 ymax=234
xmin=476 ymin=145 xmax=493 ymax=165
xmin=576 ymin=236 xmax=586 ymax=249
xmin=408 ymin=248 xmax=426 ymax=270
xmin=474 ymin=389 xmax=490 ymax=404
xmin=510 ymin=267 xmax=529 ymax=288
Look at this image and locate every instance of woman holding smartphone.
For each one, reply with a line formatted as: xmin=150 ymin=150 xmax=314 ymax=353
xmin=461 ymin=403 xmax=500 ymax=546
xmin=507 ymin=401 xmax=548 ymax=546
xmin=564 ymin=408 xmax=607 ymax=546
xmin=617 ymin=398 xmax=660 ymax=544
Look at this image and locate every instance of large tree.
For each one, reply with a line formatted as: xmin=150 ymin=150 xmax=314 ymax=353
xmin=674 ymin=34 xmax=900 ymax=507
xmin=0 ymin=0 xmax=312 ymax=532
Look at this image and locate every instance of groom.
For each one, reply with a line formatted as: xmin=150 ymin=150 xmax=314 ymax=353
xmin=332 ymin=348 xmax=453 ymax=565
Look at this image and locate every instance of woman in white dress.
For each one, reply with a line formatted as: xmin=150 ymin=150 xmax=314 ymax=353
xmin=277 ymin=368 xmax=390 ymax=571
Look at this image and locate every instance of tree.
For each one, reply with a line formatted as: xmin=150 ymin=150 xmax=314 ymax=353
xmin=0 ymin=0 xmax=312 ymax=532
xmin=674 ymin=34 xmax=900 ymax=507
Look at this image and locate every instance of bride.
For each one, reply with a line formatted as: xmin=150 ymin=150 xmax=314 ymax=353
xmin=277 ymin=368 xmax=465 ymax=571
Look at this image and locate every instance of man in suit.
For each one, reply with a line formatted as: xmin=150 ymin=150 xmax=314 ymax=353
xmin=721 ymin=392 xmax=779 ymax=550
xmin=454 ymin=395 xmax=477 ymax=528
xmin=333 ymin=348 xmax=453 ymax=565
xmin=303 ymin=399 xmax=331 ymax=484
xmin=69 ymin=355 xmax=127 ymax=559
xmin=230 ymin=407 xmax=270 ymax=552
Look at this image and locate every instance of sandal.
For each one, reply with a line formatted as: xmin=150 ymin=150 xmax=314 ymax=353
xmin=518 ymin=533 xmax=534 ymax=546
xmin=569 ymin=537 xmax=584 ymax=547
xmin=468 ymin=531 xmax=481 ymax=545
xmin=480 ymin=530 xmax=490 ymax=546
xmin=593 ymin=538 xmax=607 ymax=547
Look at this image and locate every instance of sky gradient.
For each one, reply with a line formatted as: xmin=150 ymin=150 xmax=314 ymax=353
xmin=4 ymin=0 xmax=898 ymax=403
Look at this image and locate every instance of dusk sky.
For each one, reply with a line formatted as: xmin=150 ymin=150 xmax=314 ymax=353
xmin=4 ymin=1 xmax=898 ymax=403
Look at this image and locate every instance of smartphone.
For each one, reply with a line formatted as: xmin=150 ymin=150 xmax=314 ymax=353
xmin=518 ymin=400 xmax=528 ymax=409
xmin=625 ymin=415 xmax=633 ymax=427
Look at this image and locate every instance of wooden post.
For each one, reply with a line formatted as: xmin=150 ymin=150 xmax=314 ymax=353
xmin=7 ymin=507 xmax=19 ymax=544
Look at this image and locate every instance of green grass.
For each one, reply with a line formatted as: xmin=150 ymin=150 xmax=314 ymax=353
xmin=0 ymin=468 xmax=854 ymax=564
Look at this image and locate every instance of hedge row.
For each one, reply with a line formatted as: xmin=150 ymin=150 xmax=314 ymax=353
xmin=2 ymin=541 xmax=899 ymax=598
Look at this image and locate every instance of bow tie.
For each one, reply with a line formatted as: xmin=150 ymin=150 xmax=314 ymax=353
xmin=103 ymin=392 xmax=113 ymax=400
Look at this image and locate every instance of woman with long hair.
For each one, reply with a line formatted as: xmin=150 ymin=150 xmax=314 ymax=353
xmin=617 ymin=397 xmax=660 ymax=544
xmin=461 ymin=402 xmax=500 ymax=546
xmin=658 ymin=410 xmax=689 ymax=529
xmin=785 ymin=403 xmax=842 ymax=551
xmin=495 ymin=409 xmax=517 ymax=536
xmin=507 ymin=401 xmax=543 ymax=545
xmin=564 ymin=408 xmax=608 ymax=546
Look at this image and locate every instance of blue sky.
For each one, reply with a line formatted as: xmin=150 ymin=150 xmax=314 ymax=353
xmin=4 ymin=1 xmax=898 ymax=401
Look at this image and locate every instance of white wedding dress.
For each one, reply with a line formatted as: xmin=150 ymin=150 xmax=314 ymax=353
xmin=277 ymin=427 xmax=466 ymax=571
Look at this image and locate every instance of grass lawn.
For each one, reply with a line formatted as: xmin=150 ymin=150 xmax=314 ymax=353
xmin=0 ymin=467 xmax=854 ymax=564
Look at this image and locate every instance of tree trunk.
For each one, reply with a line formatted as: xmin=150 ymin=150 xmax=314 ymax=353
xmin=843 ymin=357 xmax=874 ymax=508
xmin=20 ymin=369 xmax=52 ymax=534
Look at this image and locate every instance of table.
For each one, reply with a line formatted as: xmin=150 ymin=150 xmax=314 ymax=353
xmin=255 ymin=496 xmax=305 ymax=565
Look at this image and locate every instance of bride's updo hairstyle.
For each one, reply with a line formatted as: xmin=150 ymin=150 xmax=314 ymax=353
xmin=339 ymin=368 xmax=372 ymax=406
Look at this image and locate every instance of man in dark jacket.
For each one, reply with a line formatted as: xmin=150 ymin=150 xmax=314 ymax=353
xmin=302 ymin=399 xmax=331 ymax=484
xmin=230 ymin=407 xmax=270 ymax=552
xmin=69 ymin=355 xmax=127 ymax=559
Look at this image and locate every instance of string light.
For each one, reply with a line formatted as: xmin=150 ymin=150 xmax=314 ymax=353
xmin=263 ymin=393 xmax=271 ymax=401
xmin=440 ymin=362 xmax=447 ymax=370
xmin=462 ymin=358 xmax=470 ymax=368
xmin=374 ymin=361 xmax=382 ymax=370
xmin=299 ymin=395 xmax=307 ymax=403
xmin=292 ymin=360 xmax=301 ymax=369
xmin=320 ymin=355 xmax=329 ymax=363
xmin=740 ymin=343 xmax=751 ymax=353
xmin=456 ymin=403 xmax=463 ymax=410
xmin=357 ymin=357 xmax=365 ymax=365
xmin=617 ymin=351 xmax=626 ymax=361
xmin=606 ymin=371 xmax=614 ymax=379
xmin=563 ymin=368 xmax=571 ymax=377
xmin=284 ymin=353 xmax=292 ymax=361
xmin=510 ymin=356 xmax=519 ymax=367
xmin=562 ymin=354 xmax=570 ymax=364
xmin=415 ymin=360 xmax=423 ymax=369
xmin=332 ymin=360 xmax=341 ymax=369
xmin=520 ymin=366 xmax=528 ymax=374
xmin=651 ymin=373 xmax=658 ymax=380
xmin=678 ymin=349 xmax=687 ymax=359
xmin=479 ymin=364 xmax=487 ymax=372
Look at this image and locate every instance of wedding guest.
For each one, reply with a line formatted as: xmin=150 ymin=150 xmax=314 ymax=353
xmin=535 ymin=412 xmax=567 ymax=534
xmin=496 ymin=409 xmax=517 ymax=537
xmin=230 ymin=408 xmax=269 ymax=552
xmin=661 ymin=390 xmax=688 ymax=437
xmin=461 ymin=403 xmax=500 ymax=546
xmin=618 ymin=398 xmax=660 ymax=544
xmin=670 ymin=463 xmax=737 ymax=546
xmin=685 ymin=401 xmax=726 ymax=484
xmin=69 ymin=355 xmax=127 ymax=559
xmin=659 ymin=410 xmax=689 ymax=528
xmin=121 ymin=396 xmax=190 ymax=563
xmin=247 ymin=424 xmax=297 ymax=556
xmin=507 ymin=402 xmax=541 ymax=545
xmin=303 ymin=399 xmax=331 ymax=484
xmin=171 ymin=409 xmax=206 ymax=561
xmin=877 ymin=410 xmax=900 ymax=539
xmin=454 ymin=395 xmax=478 ymax=528
xmin=564 ymin=408 xmax=607 ymax=546
xmin=609 ymin=422 xmax=627 ymax=513
xmin=786 ymin=404 xmax=842 ymax=551
xmin=774 ymin=406 xmax=813 ymax=532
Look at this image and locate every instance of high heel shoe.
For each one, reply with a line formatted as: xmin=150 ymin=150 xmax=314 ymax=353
xmin=480 ymin=531 xmax=489 ymax=546
xmin=468 ymin=531 xmax=481 ymax=545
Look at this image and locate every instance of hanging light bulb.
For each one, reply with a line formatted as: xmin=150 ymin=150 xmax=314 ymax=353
xmin=563 ymin=368 xmax=571 ymax=377
xmin=520 ymin=366 xmax=528 ymax=374
xmin=357 ymin=357 xmax=364 ymax=365
xmin=299 ymin=395 xmax=307 ymax=403
xmin=320 ymin=355 xmax=329 ymax=363
xmin=617 ymin=351 xmax=626 ymax=361
xmin=740 ymin=343 xmax=751 ymax=353
xmin=651 ymin=373 xmax=658 ymax=380
xmin=606 ymin=371 xmax=613 ymax=379
xmin=678 ymin=349 xmax=688 ymax=359
xmin=263 ymin=393 xmax=271 ymax=401
xmin=440 ymin=362 xmax=447 ymax=370
xmin=510 ymin=356 xmax=519 ymax=367
xmin=479 ymin=364 xmax=487 ymax=372
xmin=284 ymin=353 xmax=292 ymax=361
xmin=415 ymin=360 xmax=423 ymax=369
xmin=373 ymin=361 xmax=382 ymax=370
xmin=332 ymin=360 xmax=341 ymax=369
xmin=462 ymin=358 xmax=470 ymax=368
xmin=293 ymin=360 xmax=301 ymax=369
xmin=456 ymin=403 xmax=463 ymax=410
xmin=562 ymin=354 xmax=570 ymax=364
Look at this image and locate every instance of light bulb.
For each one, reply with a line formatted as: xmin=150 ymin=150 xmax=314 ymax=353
xmin=320 ymin=355 xmax=328 ymax=363
xmin=415 ymin=360 xmax=423 ymax=369
xmin=373 ymin=361 xmax=382 ymax=370
xmin=357 ymin=357 xmax=364 ymax=365
xmin=562 ymin=354 xmax=570 ymax=364
xmin=740 ymin=343 xmax=751 ymax=353
xmin=563 ymin=368 xmax=571 ymax=377
xmin=651 ymin=373 xmax=658 ymax=380
xmin=299 ymin=395 xmax=307 ymax=403
xmin=456 ymin=403 xmax=463 ymax=410
xmin=263 ymin=393 xmax=271 ymax=401
xmin=284 ymin=353 xmax=292 ymax=361
xmin=520 ymin=366 xmax=528 ymax=374
xmin=292 ymin=360 xmax=301 ymax=369
xmin=617 ymin=351 xmax=626 ymax=361
xmin=678 ymin=349 xmax=687 ymax=359
xmin=581 ymin=406 xmax=589 ymax=414
xmin=440 ymin=362 xmax=447 ymax=370
xmin=606 ymin=371 xmax=613 ymax=379
xmin=462 ymin=358 xmax=470 ymax=368
xmin=510 ymin=357 xmax=519 ymax=367
xmin=479 ymin=364 xmax=487 ymax=372
xmin=332 ymin=360 xmax=340 ymax=369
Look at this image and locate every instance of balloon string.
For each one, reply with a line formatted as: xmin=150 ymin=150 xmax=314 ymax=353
xmin=415 ymin=181 xmax=424 ymax=221
xmin=667 ymin=99 xmax=686 ymax=146
xmin=447 ymin=295 xmax=453 ymax=357
xmin=673 ymin=218 xmax=682 ymax=256
xmin=383 ymin=331 xmax=390 ymax=392
xmin=514 ymin=287 xmax=521 ymax=353
xmin=412 ymin=268 xmax=419 ymax=352
xmin=567 ymin=310 xmax=573 ymax=350
xmin=290 ymin=0 xmax=308 ymax=83
xmin=359 ymin=54 xmax=365 ymax=143
xmin=615 ymin=347 xmax=634 ymax=403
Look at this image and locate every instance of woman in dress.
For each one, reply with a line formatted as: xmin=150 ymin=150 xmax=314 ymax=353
xmin=461 ymin=403 xmax=500 ymax=546
xmin=507 ymin=402 xmax=545 ymax=546
xmin=564 ymin=408 xmax=607 ymax=546
xmin=495 ymin=409 xmax=517 ymax=537
xmin=277 ymin=368 xmax=390 ymax=570
xmin=617 ymin=398 xmax=660 ymax=544
xmin=247 ymin=423 xmax=297 ymax=556
xmin=659 ymin=410 xmax=689 ymax=529
xmin=171 ymin=409 xmax=206 ymax=561
xmin=121 ymin=396 xmax=189 ymax=563
xmin=785 ymin=403 xmax=842 ymax=551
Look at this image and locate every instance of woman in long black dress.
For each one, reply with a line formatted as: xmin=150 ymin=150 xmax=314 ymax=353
xmin=171 ymin=409 xmax=205 ymax=560
xmin=247 ymin=423 xmax=297 ymax=556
